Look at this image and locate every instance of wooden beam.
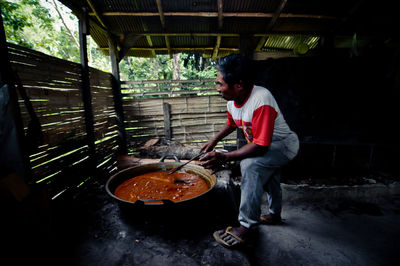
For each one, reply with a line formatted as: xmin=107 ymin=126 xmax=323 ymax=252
xmin=146 ymin=36 xmax=157 ymax=57
xmin=92 ymin=11 xmax=337 ymax=20
xmin=155 ymin=0 xmax=166 ymax=28
xmin=163 ymin=103 xmax=171 ymax=140
xmin=145 ymin=32 xmax=239 ymax=37
xmin=86 ymin=0 xmax=107 ymax=29
xmin=108 ymin=36 xmax=128 ymax=154
xmin=165 ymin=36 xmax=172 ymax=58
xmin=256 ymin=0 xmax=288 ymax=51
xmin=255 ymin=36 xmax=267 ymax=51
xmin=79 ymin=7 xmax=96 ymax=167
xmin=105 ymin=32 xmax=320 ymax=38
xmin=212 ymin=35 xmax=221 ymax=61
xmin=217 ymin=0 xmax=223 ymax=29
xmin=100 ymin=47 xmax=239 ymax=52
xmin=266 ymin=0 xmax=288 ymax=32
xmin=155 ymin=0 xmax=171 ymax=59
xmin=118 ymin=34 xmax=142 ymax=61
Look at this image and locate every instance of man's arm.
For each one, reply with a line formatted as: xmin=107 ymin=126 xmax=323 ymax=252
xmin=200 ymin=122 xmax=236 ymax=153
xmin=225 ymin=142 xmax=268 ymax=161
xmin=200 ymin=142 xmax=268 ymax=170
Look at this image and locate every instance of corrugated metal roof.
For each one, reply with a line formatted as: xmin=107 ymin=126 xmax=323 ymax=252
xmin=223 ymin=0 xmax=276 ymax=12
xmin=59 ymin=0 xmax=399 ymax=59
xmin=263 ymin=35 xmax=320 ymax=51
xmin=164 ymin=0 xmax=217 ymax=12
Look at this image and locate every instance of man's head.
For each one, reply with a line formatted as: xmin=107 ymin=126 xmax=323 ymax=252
xmin=216 ymin=54 xmax=254 ymax=90
xmin=215 ymin=54 xmax=254 ymax=102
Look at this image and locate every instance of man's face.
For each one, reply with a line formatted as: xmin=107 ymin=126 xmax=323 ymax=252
xmin=216 ymin=72 xmax=236 ymax=101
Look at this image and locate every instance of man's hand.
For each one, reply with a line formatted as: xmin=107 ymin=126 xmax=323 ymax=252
xmin=200 ymin=141 xmax=216 ymax=153
xmin=199 ymin=123 xmax=236 ymax=154
xmin=199 ymin=151 xmax=228 ymax=172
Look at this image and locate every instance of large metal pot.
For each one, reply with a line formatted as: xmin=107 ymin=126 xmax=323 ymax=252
xmin=105 ymin=155 xmax=217 ymax=207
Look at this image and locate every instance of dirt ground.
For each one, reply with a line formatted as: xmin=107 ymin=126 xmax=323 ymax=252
xmin=2 ymin=157 xmax=399 ymax=266
xmin=4 ymin=173 xmax=399 ymax=266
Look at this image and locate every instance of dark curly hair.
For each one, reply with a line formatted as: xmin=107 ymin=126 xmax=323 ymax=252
xmin=216 ymin=53 xmax=254 ymax=89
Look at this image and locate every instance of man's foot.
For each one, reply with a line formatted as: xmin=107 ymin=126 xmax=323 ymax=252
xmin=213 ymin=225 xmax=248 ymax=249
xmin=260 ymin=213 xmax=282 ymax=225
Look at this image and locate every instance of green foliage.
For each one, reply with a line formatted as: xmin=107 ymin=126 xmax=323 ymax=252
xmin=119 ymin=53 xmax=217 ymax=81
xmin=1 ymin=0 xmax=217 ymax=80
xmin=0 ymin=0 xmax=106 ymax=68
xmin=181 ymin=54 xmax=217 ymax=80
xmin=120 ymin=55 xmax=171 ymax=81
xmin=0 ymin=0 xmax=45 ymax=48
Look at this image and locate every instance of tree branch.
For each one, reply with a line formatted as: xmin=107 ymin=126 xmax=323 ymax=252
xmin=51 ymin=0 xmax=79 ymax=48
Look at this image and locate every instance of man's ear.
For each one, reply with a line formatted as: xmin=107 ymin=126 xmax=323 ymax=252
xmin=233 ymin=83 xmax=241 ymax=92
xmin=236 ymin=80 xmax=245 ymax=90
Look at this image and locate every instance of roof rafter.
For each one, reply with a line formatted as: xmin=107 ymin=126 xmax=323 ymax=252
xmin=118 ymin=34 xmax=142 ymax=61
xmin=217 ymin=0 xmax=223 ymax=29
xmin=155 ymin=0 xmax=172 ymax=58
xmin=155 ymin=0 xmax=165 ymax=28
xmin=99 ymin=47 xmax=239 ymax=52
xmin=211 ymin=0 xmax=224 ymax=60
xmin=86 ymin=0 xmax=107 ymax=29
xmin=256 ymin=0 xmax=288 ymax=51
xmin=90 ymin=12 xmax=336 ymax=20
xmin=86 ymin=0 xmax=144 ymax=61
xmin=111 ymin=32 xmax=320 ymax=38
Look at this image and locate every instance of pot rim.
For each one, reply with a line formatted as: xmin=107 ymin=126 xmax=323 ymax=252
xmin=105 ymin=161 xmax=216 ymax=206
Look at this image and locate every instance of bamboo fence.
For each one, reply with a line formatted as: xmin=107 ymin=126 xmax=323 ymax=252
xmin=8 ymin=43 xmax=117 ymax=197
xmin=121 ymin=79 xmax=237 ymax=151
xmin=7 ymin=43 xmax=235 ymax=197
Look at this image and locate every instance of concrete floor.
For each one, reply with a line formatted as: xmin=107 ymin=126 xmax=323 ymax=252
xmin=4 ymin=176 xmax=399 ymax=266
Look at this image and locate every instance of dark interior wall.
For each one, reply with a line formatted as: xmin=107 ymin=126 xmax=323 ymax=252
xmin=252 ymin=47 xmax=399 ymax=177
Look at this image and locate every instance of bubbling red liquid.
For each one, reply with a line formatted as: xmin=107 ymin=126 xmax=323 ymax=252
xmin=114 ymin=171 xmax=209 ymax=203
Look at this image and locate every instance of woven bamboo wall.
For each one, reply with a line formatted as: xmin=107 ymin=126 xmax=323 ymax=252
xmin=121 ymin=79 xmax=236 ymax=152
xmin=8 ymin=43 xmax=117 ymax=197
xmin=6 ymin=43 xmax=236 ymax=197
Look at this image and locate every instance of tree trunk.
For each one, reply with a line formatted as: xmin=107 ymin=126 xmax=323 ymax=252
xmin=173 ymin=53 xmax=181 ymax=80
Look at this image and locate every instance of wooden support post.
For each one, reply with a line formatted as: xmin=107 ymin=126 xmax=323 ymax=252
xmin=108 ymin=35 xmax=128 ymax=154
xmin=79 ymin=7 xmax=96 ymax=167
xmin=163 ymin=102 xmax=172 ymax=140
xmin=212 ymin=35 xmax=221 ymax=61
xmin=0 ymin=10 xmax=32 ymax=181
xmin=165 ymin=36 xmax=172 ymax=59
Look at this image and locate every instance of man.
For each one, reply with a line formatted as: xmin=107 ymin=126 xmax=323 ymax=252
xmin=200 ymin=54 xmax=299 ymax=248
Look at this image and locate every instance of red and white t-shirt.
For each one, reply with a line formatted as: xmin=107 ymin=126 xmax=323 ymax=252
xmin=227 ymin=85 xmax=292 ymax=146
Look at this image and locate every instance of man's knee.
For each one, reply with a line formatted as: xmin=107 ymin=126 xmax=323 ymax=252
xmin=240 ymin=158 xmax=255 ymax=173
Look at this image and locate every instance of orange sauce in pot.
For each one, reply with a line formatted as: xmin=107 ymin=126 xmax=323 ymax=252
xmin=114 ymin=171 xmax=210 ymax=203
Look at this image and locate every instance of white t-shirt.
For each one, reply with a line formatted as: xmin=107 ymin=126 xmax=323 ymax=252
xmin=227 ymin=85 xmax=293 ymax=146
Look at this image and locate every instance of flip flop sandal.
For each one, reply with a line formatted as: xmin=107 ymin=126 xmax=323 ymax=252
xmin=213 ymin=226 xmax=245 ymax=249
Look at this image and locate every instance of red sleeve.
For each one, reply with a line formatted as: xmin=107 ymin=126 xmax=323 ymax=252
xmin=227 ymin=111 xmax=237 ymax=127
xmin=252 ymin=105 xmax=277 ymax=146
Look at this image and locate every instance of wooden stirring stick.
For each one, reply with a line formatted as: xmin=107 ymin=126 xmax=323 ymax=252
xmin=167 ymin=152 xmax=205 ymax=175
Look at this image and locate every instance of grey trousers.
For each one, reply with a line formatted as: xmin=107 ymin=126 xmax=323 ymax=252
xmin=238 ymin=132 xmax=299 ymax=228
